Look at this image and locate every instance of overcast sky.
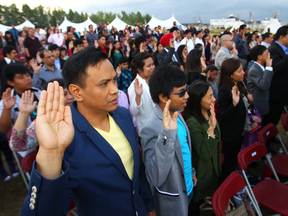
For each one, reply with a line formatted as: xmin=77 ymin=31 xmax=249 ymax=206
xmin=9 ymin=0 xmax=288 ymax=24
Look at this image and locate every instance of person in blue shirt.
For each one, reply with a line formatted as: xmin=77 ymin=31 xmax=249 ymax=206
xmin=141 ymin=64 xmax=197 ymax=216
xmin=233 ymin=24 xmax=249 ymax=70
xmin=116 ymin=56 xmax=133 ymax=93
xmin=10 ymin=24 xmax=19 ymax=41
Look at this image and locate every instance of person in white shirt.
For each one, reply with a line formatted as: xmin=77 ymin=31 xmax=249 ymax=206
xmin=48 ymin=27 xmax=64 ymax=47
xmin=35 ymin=26 xmax=44 ymax=42
xmin=261 ymin=32 xmax=273 ymax=48
xmin=180 ymin=30 xmax=195 ymax=53
xmin=170 ymin=27 xmax=181 ymax=51
xmin=128 ymin=52 xmax=156 ymax=137
xmin=195 ymin=31 xmax=205 ymax=55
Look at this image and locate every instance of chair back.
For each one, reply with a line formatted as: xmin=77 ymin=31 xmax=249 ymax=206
xmin=238 ymin=142 xmax=267 ymax=170
xmin=257 ymin=123 xmax=278 ymax=144
xmin=281 ymin=112 xmax=288 ymax=132
xmin=212 ymin=171 xmax=246 ymax=216
xmin=21 ymin=151 xmax=38 ymax=173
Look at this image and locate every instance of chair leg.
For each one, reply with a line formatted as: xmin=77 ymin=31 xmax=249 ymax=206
xmin=277 ymin=134 xmax=288 ymax=155
xmin=12 ymin=152 xmax=28 ymax=190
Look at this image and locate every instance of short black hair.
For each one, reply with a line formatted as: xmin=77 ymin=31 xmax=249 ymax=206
xmin=62 ymin=47 xmax=107 ymax=89
xmin=35 ymin=25 xmax=40 ymax=29
xmin=169 ymin=61 xmax=182 ymax=68
xmin=44 ymin=78 xmax=65 ymax=90
xmin=131 ymin=52 xmax=153 ymax=75
xmin=98 ymin=35 xmax=106 ymax=40
xmin=2 ymin=45 xmax=16 ymax=57
xmin=48 ymin=44 xmax=59 ymax=52
xmin=249 ymin=45 xmax=267 ymax=61
xmin=262 ymin=32 xmax=272 ymax=41
xmin=196 ymin=31 xmax=202 ymax=36
xmin=184 ymin=29 xmax=191 ymax=35
xmin=26 ymin=56 xmax=33 ymax=63
xmin=40 ymin=50 xmax=51 ymax=58
xmin=135 ymin=35 xmax=146 ymax=49
xmin=170 ymin=27 xmax=179 ymax=33
xmin=239 ymin=24 xmax=246 ymax=30
xmin=38 ymin=47 xmax=45 ymax=53
xmin=59 ymin=47 xmax=67 ymax=53
xmin=275 ymin=26 xmax=288 ymax=41
xmin=3 ymin=62 xmax=30 ymax=82
xmin=205 ymin=65 xmax=218 ymax=73
xmin=88 ymin=24 xmax=93 ymax=28
xmin=194 ymin=43 xmax=203 ymax=49
xmin=149 ymin=65 xmax=187 ymax=104
xmin=74 ymin=38 xmax=83 ymax=47
xmin=117 ymin=56 xmax=129 ymax=65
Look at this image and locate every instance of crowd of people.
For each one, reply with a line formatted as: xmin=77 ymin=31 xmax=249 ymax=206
xmin=0 ymin=19 xmax=288 ymax=216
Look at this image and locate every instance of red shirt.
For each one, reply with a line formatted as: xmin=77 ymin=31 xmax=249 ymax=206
xmin=100 ymin=45 xmax=107 ymax=54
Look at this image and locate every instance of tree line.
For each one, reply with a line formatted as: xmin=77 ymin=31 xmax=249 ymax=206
xmin=0 ymin=4 xmax=151 ymax=27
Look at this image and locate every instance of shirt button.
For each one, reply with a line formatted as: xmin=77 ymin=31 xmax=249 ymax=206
xmin=133 ymin=190 xmax=135 ymax=194
xmin=29 ymin=203 xmax=35 ymax=210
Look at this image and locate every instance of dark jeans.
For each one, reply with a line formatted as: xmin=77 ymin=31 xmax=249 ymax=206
xmin=0 ymin=140 xmax=14 ymax=167
xmin=221 ymin=136 xmax=244 ymax=183
xmin=188 ymin=199 xmax=202 ymax=216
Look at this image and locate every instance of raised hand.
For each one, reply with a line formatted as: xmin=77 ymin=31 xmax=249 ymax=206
xmin=134 ymin=78 xmax=143 ymax=96
xmin=36 ymin=81 xmax=74 ymax=153
xmin=19 ymin=90 xmax=37 ymax=115
xmin=116 ymin=66 xmax=121 ymax=77
xmin=94 ymin=40 xmax=99 ymax=49
xmin=2 ymin=88 xmax=16 ymax=110
xmin=163 ymin=100 xmax=178 ymax=130
xmin=266 ymin=52 xmax=273 ymax=67
xmin=231 ymin=85 xmax=240 ymax=107
xmin=109 ymin=43 xmax=113 ymax=50
xmin=30 ymin=58 xmax=42 ymax=73
xmin=140 ymin=43 xmax=144 ymax=52
xmin=208 ymin=103 xmax=217 ymax=129
xmin=231 ymin=42 xmax=238 ymax=55
xmin=68 ymin=40 xmax=74 ymax=49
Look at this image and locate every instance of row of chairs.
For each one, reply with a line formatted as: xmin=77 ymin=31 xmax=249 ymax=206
xmin=213 ymin=112 xmax=288 ymax=215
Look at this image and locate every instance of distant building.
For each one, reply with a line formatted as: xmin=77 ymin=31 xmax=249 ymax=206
xmin=210 ymin=14 xmax=238 ymax=29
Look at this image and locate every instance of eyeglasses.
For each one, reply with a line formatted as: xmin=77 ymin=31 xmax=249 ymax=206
xmin=170 ymin=85 xmax=189 ymax=98
xmin=225 ymin=39 xmax=233 ymax=42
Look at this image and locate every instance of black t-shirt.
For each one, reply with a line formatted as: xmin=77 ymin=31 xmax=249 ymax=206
xmin=24 ymin=37 xmax=42 ymax=58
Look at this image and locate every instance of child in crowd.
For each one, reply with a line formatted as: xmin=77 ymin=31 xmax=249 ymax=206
xmin=206 ymin=65 xmax=218 ymax=100
xmin=40 ymin=39 xmax=48 ymax=49
xmin=116 ymin=56 xmax=133 ymax=93
xmin=0 ymin=63 xmax=41 ymax=158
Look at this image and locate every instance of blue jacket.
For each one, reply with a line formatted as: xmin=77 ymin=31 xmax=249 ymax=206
xmin=21 ymin=102 xmax=154 ymax=216
xmin=10 ymin=28 xmax=19 ymax=40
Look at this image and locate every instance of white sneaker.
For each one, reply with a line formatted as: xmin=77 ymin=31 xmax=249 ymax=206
xmin=12 ymin=172 xmax=19 ymax=178
xmin=3 ymin=175 xmax=12 ymax=181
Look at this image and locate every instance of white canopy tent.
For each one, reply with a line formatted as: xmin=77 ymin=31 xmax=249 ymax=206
xmin=147 ymin=15 xmax=185 ymax=30
xmin=107 ymin=15 xmax=128 ymax=31
xmin=262 ymin=18 xmax=281 ymax=34
xmin=0 ymin=24 xmax=10 ymax=34
xmin=59 ymin=17 xmax=97 ymax=34
xmin=0 ymin=20 xmax=46 ymax=35
xmin=230 ymin=20 xmax=245 ymax=32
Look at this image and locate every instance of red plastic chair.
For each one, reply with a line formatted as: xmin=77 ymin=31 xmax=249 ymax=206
xmin=258 ymin=123 xmax=288 ymax=154
xmin=212 ymin=171 xmax=256 ymax=216
xmin=0 ymin=54 xmax=4 ymax=60
xmin=238 ymin=142 xmax=288 ymax=216
xmin=20 ymin=150 xmax=38 ymax=180
xmin=0 ymin=48 xmax=2 ymax=55
xmin=281 ymin=112 xmax=288 ymax=134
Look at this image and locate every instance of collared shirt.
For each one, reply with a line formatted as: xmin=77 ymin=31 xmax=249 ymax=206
xmin=180 ymin=37 xmax=194 ymax=53
xmin=47 ymin=33 xmax=64 ymax=47
xmin=32 ymin=65 xmax=62 ymax=89
xmin=4 ymin=57 xmax=13 ymax=64
xmin=86 ymin=32 xmax=98 ymax=48
xmin=54 ymin=58 xmax=61 ymax=69
xmin=275 ymin=41 xmax=288 ymax=55
xmin=222 ymin=47 xmax=231 ymax=55
xmin=233 ymin=33 xmax=249 ymax=58
xmin=174 ymin=37 xmax=181 ymax=51
xmin=148 ymin=44 xmax=154 ymax=52
xmin=261 ymin=41 xmax=270 ymax=48
xmin=254 ymin=61 xmax=273 ymax=72
xmin=164 ymin=48 xmax=178 ymax=62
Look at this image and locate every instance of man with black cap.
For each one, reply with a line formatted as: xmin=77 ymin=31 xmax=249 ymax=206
xmin=157 ymin=33 xmax=180 ymax=65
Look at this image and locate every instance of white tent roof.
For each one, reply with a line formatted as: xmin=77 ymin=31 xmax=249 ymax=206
xmin=59 ymin=17 xmax=97 ymax=34
xmin=147 ymin=15 xmax=185 ymax=30
xmin=262 ymin=18 xmax=281 ymax=34
xmin=107 ymin=15 xmax=128 ymax=31
xmin=0 ymin=24 xmax=10 ymax=34
xmin=230 ymin=20 xmax=245 ymax=31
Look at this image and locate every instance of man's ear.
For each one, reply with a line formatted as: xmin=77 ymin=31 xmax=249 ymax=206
xmin=6 ymin=80 xmax=15 ymax=87
xmin=69 ymin=84 xmax=83 ymax=102
xmin=159 ymin=93 xmax=168 ymax=104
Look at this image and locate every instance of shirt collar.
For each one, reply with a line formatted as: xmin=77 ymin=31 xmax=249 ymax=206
xmin=254 ymin=62 xmax=265 ymax=71
xmin=222 ymin=47 xmax=231 ymax=55
xmin=4 ymin=57 xmax=12 ymax=64
xmin=275 ymin=41 xmax=288 ymax=54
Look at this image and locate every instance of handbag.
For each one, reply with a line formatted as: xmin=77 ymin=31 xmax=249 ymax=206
xmin=225 ymin=199 xmax=255 ymax=216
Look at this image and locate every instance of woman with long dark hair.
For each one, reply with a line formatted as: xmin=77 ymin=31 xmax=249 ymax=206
xmin=218 ymin=58 xmax=246 ymax=182
xmin=183 ymin=80 xmax=221 ymax=216
xmin=185 ymin=49 xmax=208 ymax=84
xmin=4 ymin=31 xmax=16 ymax=46
xmin=177 ymin=44 xmax=188 ymax=65
xmin=128 ymin=52 xmax=155 ymax=137
xmin=108 ymin=41 xmax=123 ymax=70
